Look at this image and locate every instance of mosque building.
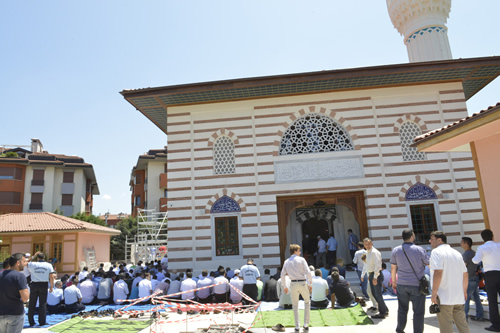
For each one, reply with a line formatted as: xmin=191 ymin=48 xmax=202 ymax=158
xmin=121 ymin=0 xmax=500 ymax=271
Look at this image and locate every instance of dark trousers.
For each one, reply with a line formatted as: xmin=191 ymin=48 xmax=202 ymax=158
xmin=368 ymin=272 xmax=388 ymax=315
xmin=485 ymin=270 xmax=500 ymax=329
xmin=396 ymin=284 xmax=425 ymax=333
xmin=243 ymin=284 xmax=258 ymax=303
xmin=198 ymin=295 xmax=213 ymax=304
xmin=28 ymin=281 xmax=48 ymax=326
xmin=65 ymin=302 xmax=85 ymax=314
xmin=311 ymin=299 xmax=329 ymax=309
xmin=47 ymin=303 xmax=66 ymax=314
xmin=327 ymin=250 xmax=337 ymax=268
xmin=214 ymin=293 xmax=228 ymax=303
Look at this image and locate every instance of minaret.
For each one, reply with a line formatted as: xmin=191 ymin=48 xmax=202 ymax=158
xmin=387 ymin=0 xmax=452 ymax=62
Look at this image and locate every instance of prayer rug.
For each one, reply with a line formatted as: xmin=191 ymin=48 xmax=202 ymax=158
xmin=48 ymin=317 xmax=151 ymax=333
xmin=251 ymin=305 xmax=373 ymax=328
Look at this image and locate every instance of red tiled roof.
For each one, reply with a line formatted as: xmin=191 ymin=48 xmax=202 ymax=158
xmin=0 ymin=212 xmax=121 ymax=235
xmin=414 ymin=102 xmax=500 ymax=143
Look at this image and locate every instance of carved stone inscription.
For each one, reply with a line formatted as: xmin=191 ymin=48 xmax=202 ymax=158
xmin=274 ymin=157 xmax=363 ymax=183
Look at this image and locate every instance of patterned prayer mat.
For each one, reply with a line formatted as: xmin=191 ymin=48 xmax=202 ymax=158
xmin=252 ymin=305 xmax=373 ymax=328
xmin=48 ymin=317 xmax=151 ymax=333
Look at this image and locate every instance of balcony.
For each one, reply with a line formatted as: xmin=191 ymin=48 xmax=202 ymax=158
xmin=159 ymin=173 xmax=168 ymax=188
xmin=159 ymin=197 xmax=168 ymax=212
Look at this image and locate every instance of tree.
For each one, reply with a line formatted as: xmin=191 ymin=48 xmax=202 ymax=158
xmin=110 ymin=217 xmax=137 ymax=261
xmin=69 ymin=212 xmax=106 ymax=226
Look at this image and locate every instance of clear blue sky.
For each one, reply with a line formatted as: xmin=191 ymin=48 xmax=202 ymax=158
xmin=1 ymin=1 xmax=499 ymax=215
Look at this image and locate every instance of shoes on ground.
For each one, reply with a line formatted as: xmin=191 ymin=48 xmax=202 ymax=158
xmin=485 ymin=326 xmax=500 ymax=332
xmin=367 ymin=306 xmax=378 ymax=312
xmin=213 ymin=309 xmax=221 ymax=314
xmin=470 ymin=315 xmax=487 ymax=322
xmin=371 ymin=313 xmax=387 ymax=319
xmin=271 ymin=323 xmax=285 ymax=332
xmin=303 ymin=326 xmax=309 ymax=331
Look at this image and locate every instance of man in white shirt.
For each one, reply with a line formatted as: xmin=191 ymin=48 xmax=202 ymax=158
xmin=311 ymin=269 xmax=329 ymax=309
xmin=472 ymin=229 xmax=500 ymax=332
xmin=316 ymin=236 xmax=327 ymax=268
xmin=277 ymin=275 xmax=292 ymax=309
xmin=326 ymin=234 xmax=338 ymax=269
xmin=64 ymin=277 xmax=85 ymax=313
xmin=168 ymin=275 xmax=182 ymax=299
xmin=161 ymin=254 xmax=168 ymax=273
xmin=196 ymin=270 xmax=213 ymax=303
xmin=180 ymin=272 xmax=197 ymax=301
xmin=47 ymin=280 xmax=65 ymax=314
xmin=282 ymin=244 xmax=313 ymax=332
xmin=138 ymin=273 xmax=153 ymax=303
xmin=429 ymin=231 xmax=469 ymax=333
xmin=78 ymin=267 xmax=89 ymax=281
xmin=229 ymin=273 xmax=244 ymax=304
xmin=79 ymin=274 xmax=97 ymax=304
xmin=240 ymin=259 xmax=260 ymax=303
xmin=363 ymin=237 xmax=388 ymax=319
xmin=353 ymin=242 xmax=368 ymax=299
xmin=113 ymin=273 xmax=130 ymax=305
xmin=213 ymin=269 xmax=230 ymax=303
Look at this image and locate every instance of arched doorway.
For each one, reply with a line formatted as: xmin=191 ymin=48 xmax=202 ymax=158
xmin=277 ymin=191 xmax=367 ymax=265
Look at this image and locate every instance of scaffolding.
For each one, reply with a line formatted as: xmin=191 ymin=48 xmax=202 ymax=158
xmin=126 ymin=208 xmax=168 ymax=264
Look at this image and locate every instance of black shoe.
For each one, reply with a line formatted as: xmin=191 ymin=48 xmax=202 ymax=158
xmin=485 ymin=326 xmax=500 ymax=332
xmin=371 ymin=313 xmax=387 ymax=319
xmin=271 ymin=323 xmax=285 ymax=332
xmin=304 ymin=326 xmax=309 ymax=332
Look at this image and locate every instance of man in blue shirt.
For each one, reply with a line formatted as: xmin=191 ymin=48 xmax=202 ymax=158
xmin=0 ymin=253 xmax=29 ymax=333
xmin=390 ymin=229 xmax=429 ymax=333
xmin=240 ymin=259 xmax=260 ymax=303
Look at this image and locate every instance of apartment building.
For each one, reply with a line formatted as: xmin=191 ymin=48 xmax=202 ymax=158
xmin=130 ymin=148 xmax=167 ymax=217
xmin=0 ymin=139 xmax=99 ymax=216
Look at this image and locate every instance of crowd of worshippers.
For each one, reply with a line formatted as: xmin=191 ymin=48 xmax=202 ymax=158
xmin=14 ymin=257 xmax=363 ymax=316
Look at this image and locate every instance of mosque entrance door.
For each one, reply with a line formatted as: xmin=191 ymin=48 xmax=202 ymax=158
xmin=276 ymin=191 xmax=367 ymax=265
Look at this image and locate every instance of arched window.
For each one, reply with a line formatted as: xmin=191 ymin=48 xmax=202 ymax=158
xmin=211 ymin=196 xmax=241 ymax=257
xmin=213 ymin=136 xmax=235 ymax=175
xmin=400 ymin=121 xmax=426 ymax=161
xmin=279 ymin=113 xmax=353 ymax=156
xmin=405 ymin=182 xmax=439 ymax=244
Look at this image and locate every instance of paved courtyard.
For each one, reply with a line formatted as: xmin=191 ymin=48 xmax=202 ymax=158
xmin=23 ymin=271 xmax=492 ymax=333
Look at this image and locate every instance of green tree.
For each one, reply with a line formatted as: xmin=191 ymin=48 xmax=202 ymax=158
xmin=69 ymin=212 xmax=107 ymax=226
xmin=110 ymin=217 xmax=137 ymax=261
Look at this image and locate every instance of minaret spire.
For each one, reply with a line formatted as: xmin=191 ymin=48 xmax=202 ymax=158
xmin=387 ymin=0 xmax=452 ymax=62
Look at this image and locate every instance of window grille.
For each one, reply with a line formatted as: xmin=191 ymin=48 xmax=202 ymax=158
xmin=400 ymin=122 xmax=426 ymax=161
xmin=213 ymin=136 xmax=235 ymax=175
xmin=279 ymin=113 xmax=353 ymax=155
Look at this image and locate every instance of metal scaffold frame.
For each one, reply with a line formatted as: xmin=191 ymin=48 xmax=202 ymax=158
xmin=126 ymin=208 xmax=168 ymax=264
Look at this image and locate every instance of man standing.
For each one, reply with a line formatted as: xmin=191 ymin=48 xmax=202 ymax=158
xmin=240 ymin=259 xmax=260 ymax=302
xmin=472 ymin=229 xmax=500 ymax=332
xmin=161 ymin=253 xmax=168 ymax=273
xmin=461 ymin=236 xmax=485 ymax=322
xmin=281 ymin=244 xmax=313 ymax=332
xmin=390 ymin=229 xmax=429 ymax=333
xmin=429 ymin=231 xmax=469 ymax=333
xmin=0 ymin=253 xmax=29 ymax=333
xmin=316 ymin=236 xmax=327 ymax=268
xmin=28 ymin=251 xmax=55 ymax=327
xmin=326 ymin=234 xmax=338 ymax=268
xmin=363 ymin=237 xmax=388 ymax=319
xmin=348 ymin=229 xmax=359 ymax=262
xmin=353 ymin=242 xmax=368 ymax=299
